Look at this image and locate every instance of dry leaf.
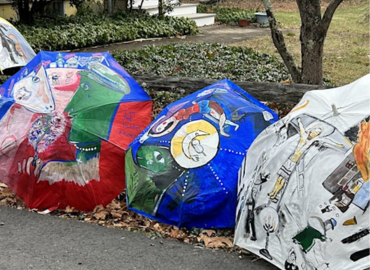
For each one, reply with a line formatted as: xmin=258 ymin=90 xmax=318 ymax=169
xmin=1 ymin=187 xmax=14 ymax=197
xmin=202 ymin=229 xmax=216 ymax=237
xmin=170 ymin=228 xmax=182 ymax=238
xmin=107 ymin=200 xmax=121 ymax=210
xmin=138 ymin=219 xmax=151 ymax=229
xmin=198 ymin=235 xmax=233 ymax=248
xmin=65 ymin=206 xmax=75 ymax=213
xmin=0 ymin=183 xmax=8 ymax=188
xmin=153 ymin=223 xmax=166 ymax=233
xmin=12 ymin=196 xmax=26 ymax=208
xmin=122 ymin=215 xmax=132 ymax=223
xmin=5 ymin=197 xmax=16 ymax=204
xmin=176 ymin=34 xmax=186 ymax=39
xmin=113 ymin=222 xmax=131 ymax=228
xmin=93 ymin=204 xmax=104 ymax=213
xmin=93 ymin=210 xmax=108 ymax=220
xmin=111 ymin=210 xmax=124 ymax=218
xmin=113 ymin=223 xmax=124 ymax=228
xmin=207 ymin=237 xmax=233 ymax=248
xmin=280 ymin=78 xmax=292 ymax=83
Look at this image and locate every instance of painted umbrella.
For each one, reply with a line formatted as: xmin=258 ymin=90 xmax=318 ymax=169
xmin=125 ymin=79 xmax=278 ymax=229
xmin=0 ymin=51 xmax=152 ymax=211
xmin=234 ymin=74 xmax=370 ymax=270
xmin=0 ymin=17 xmax=36 ymax=72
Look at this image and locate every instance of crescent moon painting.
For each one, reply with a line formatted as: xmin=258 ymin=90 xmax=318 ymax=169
xmin=171 ymin=120 xmax=219 ymax=168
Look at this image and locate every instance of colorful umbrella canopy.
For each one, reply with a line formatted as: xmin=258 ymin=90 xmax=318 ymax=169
xmin=0 ymin=51 xmax=152 ymax=211
xmin=0 ymin=17 xmax=36 ymax=72
xmin=234 ymin=74 xmax=370 ymax=270
xmin=125 ymin=79 xmax=278 ymax=229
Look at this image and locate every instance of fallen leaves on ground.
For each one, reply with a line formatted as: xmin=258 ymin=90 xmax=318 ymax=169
xmin=197 ymin=230 xmax=234 ymax=248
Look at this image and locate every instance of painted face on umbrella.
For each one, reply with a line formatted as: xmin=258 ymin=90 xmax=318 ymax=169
xmin=12 ymin=66 xmax=55 ymax=113
xmin=136 ymin=145 xmax=169 ymax=173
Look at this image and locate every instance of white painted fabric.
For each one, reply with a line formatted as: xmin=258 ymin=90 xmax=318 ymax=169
xmin=234 ymin=74 xmax=370 ymax=270
xmin=0 ymin=17 xmax=36 ymax=71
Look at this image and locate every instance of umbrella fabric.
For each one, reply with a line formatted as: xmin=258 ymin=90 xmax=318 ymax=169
xmin=0 ymin=51 xmax=152 ymax=211
xmin=125 ymin=79 xmax=278 ymax=229
xmin=0 ymin=17 xmax=36 ymax=72
xmin=234 ymin=74 xmax=370 ymax=270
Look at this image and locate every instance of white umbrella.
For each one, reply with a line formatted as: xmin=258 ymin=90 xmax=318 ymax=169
xmin=0 ymin=17 xmax=36 ymax=72
xmin=234 ymin=74 xmax=370 ymax=270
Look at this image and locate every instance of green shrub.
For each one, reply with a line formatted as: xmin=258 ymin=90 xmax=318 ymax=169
xmin=112 ymin=43 xmax=290 ymax=82
xmin=0 ymin=76 xmax=10 ymax=85
xmin=197 ymin=5 xmax=256 ymax=25
xmin=16 ymin=13 xmax=198 ymax=52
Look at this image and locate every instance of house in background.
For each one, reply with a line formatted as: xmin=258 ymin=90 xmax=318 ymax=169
xmin=0 ymin=0 xmax=17 ymax=21
xmin=0 ymin=0 xmax=215 ymax=26
xmin=0 ymin=0 xmax=76 ymax=21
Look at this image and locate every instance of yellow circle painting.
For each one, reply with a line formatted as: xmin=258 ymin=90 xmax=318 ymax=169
xmin=170 ymin=120 xmax=219 ymax=169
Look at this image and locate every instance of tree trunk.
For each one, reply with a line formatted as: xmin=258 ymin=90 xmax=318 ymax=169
xmin=262 ymin=0 xmax=344 ymax=85
xmin=297 ymin=0 xmax=323 ymax=84
xmin=16 ymin=0 xmax=49 ymax=25
xmin=31 ymin=0 xmax=49 ymax=16
xmin=158 ymin=0 xmax=164 ymax=16
xmin=297 ymin=0 xmax=344 ymax=85
xmin=17 ymin=0 xmax=33 ymax=24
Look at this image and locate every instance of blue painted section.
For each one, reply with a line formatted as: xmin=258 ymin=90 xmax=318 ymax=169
xmin=126 ymin=79 xmax=278 ymax=229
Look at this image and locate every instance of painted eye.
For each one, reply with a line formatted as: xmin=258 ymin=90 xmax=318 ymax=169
xmin=154 ymin=151 xmax=164 ymax=164
xmin=32 ymin=76 xmax=40 ymax=83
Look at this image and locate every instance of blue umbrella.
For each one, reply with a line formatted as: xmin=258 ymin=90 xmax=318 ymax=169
xmin=125 ymin=79 xmax=278 ymax=229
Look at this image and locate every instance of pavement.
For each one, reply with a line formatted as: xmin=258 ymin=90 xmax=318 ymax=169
xmin=0 ymin=206 xmax=279 ymax=270
xmin=71 ymin=24 xmax=273 ymax=53
xmin=0 ymin=25 xmax=279 ymax=270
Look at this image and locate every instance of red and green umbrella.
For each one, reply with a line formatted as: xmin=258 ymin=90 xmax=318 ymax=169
xmin=0 ymin=51 xmax=152 ymax=211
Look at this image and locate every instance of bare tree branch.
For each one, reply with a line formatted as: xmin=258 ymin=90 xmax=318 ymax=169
xmin=321 ymin=0 xmax=344 ymax=33
xmin=262 ymin=0 xmax=302 ymax=83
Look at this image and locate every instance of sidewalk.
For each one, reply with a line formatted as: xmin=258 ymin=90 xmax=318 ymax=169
xmin=72 ymin=24 xmax=272 ymax=53
xmin=0 ymin=206 xmax=278 ymax=270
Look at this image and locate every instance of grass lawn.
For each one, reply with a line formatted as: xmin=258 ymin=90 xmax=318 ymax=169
xmin=228 ymin=0 xmax=369 ymax=86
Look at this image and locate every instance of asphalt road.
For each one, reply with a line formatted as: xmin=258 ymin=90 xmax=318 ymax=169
xmin=0 ymin=206 xmax=278 ymax=270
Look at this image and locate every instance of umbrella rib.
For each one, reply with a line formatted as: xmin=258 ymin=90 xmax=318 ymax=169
xmin=152 ymin=170 xmax=186 ymax=216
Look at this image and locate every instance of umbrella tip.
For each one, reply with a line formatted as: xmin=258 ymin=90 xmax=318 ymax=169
xmin=331 ymin=104 xmax=339 ymax=116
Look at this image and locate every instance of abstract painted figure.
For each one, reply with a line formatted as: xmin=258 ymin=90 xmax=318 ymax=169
xmin=140 ymin=99 xmax=239 ymax=142
xmin=268 ymin=117 xmax=347 ymax=202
